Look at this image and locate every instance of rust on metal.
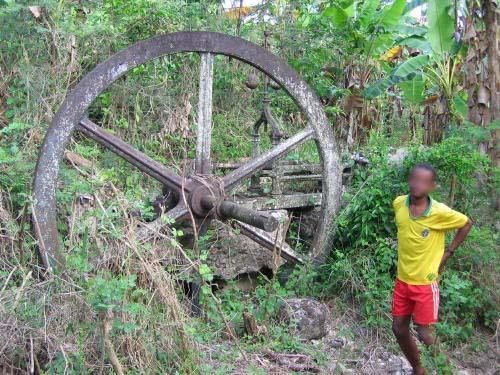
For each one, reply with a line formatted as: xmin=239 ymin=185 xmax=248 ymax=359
xmin=236 ymin=221 xmax=303 ymax=264
xmin=78 ymin=118 xmax=186 ymax=192
xmin=33 ymin=31 xmax=342 ymax=271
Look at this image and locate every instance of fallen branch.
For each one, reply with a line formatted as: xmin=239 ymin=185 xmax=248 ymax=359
xmin=101 ymin=309 xmax=124 ymax=375
xmin=64 ymin=150 xmax=94 ymax=174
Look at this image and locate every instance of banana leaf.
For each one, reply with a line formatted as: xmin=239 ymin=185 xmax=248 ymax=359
xmin=363 ymin=55 xmax=429 ymax=99
xmin=393 ymin=54 xmax=429 ymax=77
xmin=379 ymin=0 xmax=406 ymax=27
xmin=427 ymin=0 xmax=455 ymax=55
xmin=398 ymin=74 xmax=425 ymax=104
xmin=398 ymin=35 xmax=432 ymax=54
xmin=322 ymin=5 xmax=349 ymax=27
xmin=363 ymin=73 xmax=415 ymax=99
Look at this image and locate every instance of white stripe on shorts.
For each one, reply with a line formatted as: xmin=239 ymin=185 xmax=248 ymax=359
xmin=431 ymin=281 xmax=439 ymax=321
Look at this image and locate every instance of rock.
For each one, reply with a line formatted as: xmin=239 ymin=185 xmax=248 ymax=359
xmin=387 ymin=355 xmax=413 ymax=374
xmin=380 ymin=351 xmax=391 ymax=361
xmin=206 ymin=210 xmax=288 ymax=280
xmin=326 ymin=338 xmax=345 ymax=349
xmin=336 ymin=363 xmax=355 ymax=374
xmin=398 ymin=356 xmax=413 ymax=372
xmin=324 ymin=361 xmax=337 ymax=373
xmin=278 ymin=298 xmax=328 ymax=340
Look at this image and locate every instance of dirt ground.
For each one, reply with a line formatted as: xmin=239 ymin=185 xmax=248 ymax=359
xmin=202 ymin=300 xmax=499 ymax=374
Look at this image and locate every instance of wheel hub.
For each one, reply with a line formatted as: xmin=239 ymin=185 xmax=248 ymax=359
xmin=188 ymin=178 xmax=223 ymax=218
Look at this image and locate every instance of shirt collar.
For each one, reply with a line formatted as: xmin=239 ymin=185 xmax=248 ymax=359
xmin=405 ymin=194 xmax=433 ymax=217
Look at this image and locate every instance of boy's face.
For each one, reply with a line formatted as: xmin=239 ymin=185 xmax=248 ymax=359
xmin=408 ymin=168 xmax=435 ymax=198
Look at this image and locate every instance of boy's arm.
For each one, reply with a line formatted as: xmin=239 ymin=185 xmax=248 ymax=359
xmin=439 ymin=218 xmax=473 ymax=274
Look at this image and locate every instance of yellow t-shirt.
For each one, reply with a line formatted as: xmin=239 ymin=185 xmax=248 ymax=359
xmin=393 ymin=195 xmax=469 ymax=285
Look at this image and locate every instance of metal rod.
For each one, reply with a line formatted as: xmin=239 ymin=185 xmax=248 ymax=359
xmin=200 ymin=196 xmax=278 ymax=232
xmin=223 ymin=127 xmax=315 ymax=191
xmin=218 ymin=201 xmax=278 ymax=232
xmin=236 ymin=221 xmax=303 ymax=264
xmin=78 ymin=118 xmax=186 ymax=193
xmin=214 ymin=162 xmax=322 ymax=173
xmin=195 ymin=52 xmax=214 ymax=174
xmin=281 ymin=174 xmax=323 ymax=181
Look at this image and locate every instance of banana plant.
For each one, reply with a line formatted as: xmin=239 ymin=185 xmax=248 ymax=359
xmin=314 ymin=0 xmax=416 ymax=147
xmin=363 ymin=0 xmax=461 ymax=102
xmin=319 ymin=0 xmax=421 ymax=90
xmin=294 ymin=0 xmax=429 ymax=147
xmin=362 ymin=0 xmax=468 ymax=143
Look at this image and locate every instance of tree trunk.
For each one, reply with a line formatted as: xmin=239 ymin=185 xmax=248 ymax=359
xmin=464 ymin=2 xmax=490 ymax=143
xmin=484 ymin=0 xmax=499 ymax=210
xmin=466 ymin=1 xmax=499 ymax=208
xmin=422 ymin=96 xmax=448 ymax=145
xmin=485 ymin=0 xmax=499 ymax=165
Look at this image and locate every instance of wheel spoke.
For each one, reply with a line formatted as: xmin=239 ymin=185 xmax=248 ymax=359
xmin=195 ymin=52 xmax=214 ymax=174
xmin=77 ymin=118 xmax=185 ymax=193
xmin=235 ymin=221 xmax=304 ymax=264
xmin=223 ymin=127 xmax=315 ymax=191
xmin=135 ymin=202 xmax=189 ymax=241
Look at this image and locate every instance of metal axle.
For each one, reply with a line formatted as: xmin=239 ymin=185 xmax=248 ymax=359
xmin=200 ymin=196 xmax=278 ymax=232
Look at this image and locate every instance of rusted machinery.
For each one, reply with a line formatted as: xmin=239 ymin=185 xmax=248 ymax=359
xmin=32 ymin=32 xmax=343 ymax=272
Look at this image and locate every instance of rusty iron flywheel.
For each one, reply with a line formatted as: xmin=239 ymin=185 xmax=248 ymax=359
xmin=32 ymin=31 xmax=342 ymax=272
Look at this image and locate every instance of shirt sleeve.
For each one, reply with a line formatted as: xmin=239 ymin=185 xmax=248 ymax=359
xmin=435 ymin=205 xmax=469 ymax=231
xmin=393 ymin=195 xmax=406 ymax=211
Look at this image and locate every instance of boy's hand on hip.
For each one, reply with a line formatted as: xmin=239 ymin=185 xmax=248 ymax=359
xmin=439 ymin=219 xmax=473 ymax=275
xmin=439 ymin=250 xmax=452 ymax=275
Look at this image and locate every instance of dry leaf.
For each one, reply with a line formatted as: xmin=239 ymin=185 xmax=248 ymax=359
xmin=478 ymin=84 xmax=490 ymax=105
xmin=28 ymin=6 xmax=42 ymax=19
xmin=64 ymin=150 xmax=94 ymax=169
xmin=463 ymin=19 xmax=477 ymax=40
xmin=422 ymin=95 xmax=439 ymax=106
xmin=224 ymin=6 xmax=254 ymax=20
xmin=343 ymin=95 xmax=364 ymax=112
xmin=380 ymin=46 xmax=402 ymax=62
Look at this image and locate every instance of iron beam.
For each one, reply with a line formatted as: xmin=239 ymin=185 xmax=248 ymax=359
xmin=223 ymin=127 xmax=315 ymax=191
xmin=78 ymin=118 xmax=186 ymax=193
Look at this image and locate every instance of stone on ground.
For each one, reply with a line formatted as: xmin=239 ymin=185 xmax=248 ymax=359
xmin=278 ymin=297 xmax=328 ymax=340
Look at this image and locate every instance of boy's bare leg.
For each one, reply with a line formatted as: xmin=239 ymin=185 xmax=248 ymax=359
xmin=392 ymin=316 xmax=426 ymax=374
xmin=417 ymin=325 xmax=454 ymax=372
xmin=415 ymin=324 xmax=436 ymax=346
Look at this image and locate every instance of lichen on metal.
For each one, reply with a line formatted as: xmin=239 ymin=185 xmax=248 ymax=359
xmin=33 ymin=31 xmax=342 ymax=271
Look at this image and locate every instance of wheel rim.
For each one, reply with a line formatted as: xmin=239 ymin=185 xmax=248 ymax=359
xmin=32 ymin=31 xmax=342 ymax=271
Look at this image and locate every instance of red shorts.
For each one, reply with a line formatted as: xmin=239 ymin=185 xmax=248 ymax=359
xmin=391 ymin=278 xmax=439 ymax=325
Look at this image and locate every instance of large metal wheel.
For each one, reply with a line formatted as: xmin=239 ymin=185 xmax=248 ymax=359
xmin=33 ymin=31 xmax=342 ymax=272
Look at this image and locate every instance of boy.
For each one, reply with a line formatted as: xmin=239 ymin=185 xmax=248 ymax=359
xmin=392 ymin=164 xmax=473 ymax=375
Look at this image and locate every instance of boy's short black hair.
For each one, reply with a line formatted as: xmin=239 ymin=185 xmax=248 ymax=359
xmin=410 ymin=163 xmax=437 ymax=182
